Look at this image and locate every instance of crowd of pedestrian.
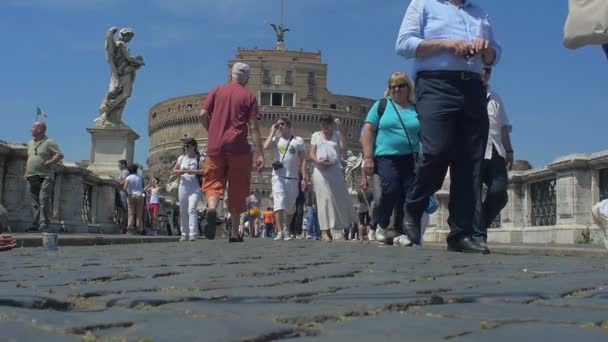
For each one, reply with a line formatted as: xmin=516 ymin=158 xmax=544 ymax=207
xmin=6 ymin=0 xmax=521 ymax=256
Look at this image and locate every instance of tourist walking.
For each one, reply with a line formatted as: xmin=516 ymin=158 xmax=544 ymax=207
xmin=360 ymin=72 xmax=420 ymax=246
xmin=289 ymin=173 xmax=307 ymax=240
xmin=172 ymin=138 xmax=203 ymax=241
xmin=473 ymin=66 xmax=513 ymax=247
xmin=264 ymin=117 xmax=307 ymax=241
xmin=310 ymin=114 xmax=356 ymax=241
xmin=124 ymin=164 xmax=144 ymax=235
xmin=199 ymin=62 xmax=265 ymax=242
xmin=262 ymin=207 xmax=275 ymax=238
xmin=396 ymin=0 xmax=501 ymax=253
xmin=115 ymin=159 xmax=129 ymax=231
xmin=305 ymin=204 xmax=320 ymax=240
xmin=24 ymin=121 xmax=64 ymax=232
xmin=144 ymin=177 xmax=161 ymax=232
xmin=246 ymin=192 xmax=261 ymax=237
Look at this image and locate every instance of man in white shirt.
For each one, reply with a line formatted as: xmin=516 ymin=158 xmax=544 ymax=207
xmin=264 ymin=117 xmax=308 ymax=241
xmin=474 ymin=66 xmax=513 ymax=247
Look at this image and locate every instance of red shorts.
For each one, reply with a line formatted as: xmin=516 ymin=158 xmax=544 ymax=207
xmin=148 ymin=203 xmax=160 ymax=216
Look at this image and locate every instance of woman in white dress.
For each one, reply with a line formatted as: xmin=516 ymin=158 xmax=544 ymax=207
xmin=310 ymin=114 xmax=357 ymax=241
xmin=172 ymin=138 xmax=203 ymax=241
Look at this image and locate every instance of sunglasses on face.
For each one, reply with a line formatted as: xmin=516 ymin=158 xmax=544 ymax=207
xmin=184 ymin=144 xmax=193 ymax=148
xmin=276 ymin=122 xmax=286 ymax=127
xmin=390 ymin=83 xmax=408 ymax=90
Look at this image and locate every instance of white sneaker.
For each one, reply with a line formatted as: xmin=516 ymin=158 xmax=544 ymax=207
xmin=368 ymin=229 xmax=376 ymax=241
xmin=189 ymin=236 xmax=197 ymax=242
xmin=295 ymin=234 xmax=303 ymax=240
xmin=394 ymin=235 xmax=413 ymax=246
xmin=284 ymin=234 xmax=294 ymax=241
xmin=274 ymin=231 xmax=284 ymax=241
xmin=375 ymin=225 xmax=387 ymax=243
xmin=179 ymin=236 xmax=187 ymax=242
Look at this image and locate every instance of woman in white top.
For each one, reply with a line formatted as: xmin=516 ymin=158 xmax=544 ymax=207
xmin=144 ymin=177 xmax=161 ymax=231
xmin=172 ymin=138 xmax=204 ymax=241
xmin=123 ymin=164 xmax=144 ymax=234
xmin=310 ymin=114 xmax=357 ymax=241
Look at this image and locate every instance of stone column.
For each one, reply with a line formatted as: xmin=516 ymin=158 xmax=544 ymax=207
xmin=548 ymin=155 xmax=592 ymax=227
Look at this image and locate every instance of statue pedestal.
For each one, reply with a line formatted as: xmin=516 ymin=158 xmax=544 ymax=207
xmin=86 ymin=126 xmax=139 ymax=177
xmin=275 ymin=42 xmax=286 ymax=51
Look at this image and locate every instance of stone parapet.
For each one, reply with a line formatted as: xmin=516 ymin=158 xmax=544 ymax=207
xmin=0 ymin=142 xmax=120 ymax=233
xmin=424 ymin=152 xmax=608 ymax=246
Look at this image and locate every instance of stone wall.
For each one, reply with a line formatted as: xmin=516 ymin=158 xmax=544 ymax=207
xmin=0 ymin=141 xmax=120 ymax=233
xmin=424 ymin=151 xmax=608 ymax=246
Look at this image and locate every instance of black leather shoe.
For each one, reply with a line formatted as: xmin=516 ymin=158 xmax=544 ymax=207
xmin=228 ymin=235 xmax=244 ymax=243
xmin=402 ymin=210 xmax=421 ymax=244
xmin=447 ymin=237 xmax=490 ymax=254
xmin=476 ymin=239 xmax=488 ymax=250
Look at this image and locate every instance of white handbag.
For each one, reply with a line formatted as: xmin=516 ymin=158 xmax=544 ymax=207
xmin=564 ymin=0 xmax=608 ymax=49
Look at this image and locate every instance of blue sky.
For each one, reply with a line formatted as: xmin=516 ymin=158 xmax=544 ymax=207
xmin=0 ymin=0 xmax=606 ymax=168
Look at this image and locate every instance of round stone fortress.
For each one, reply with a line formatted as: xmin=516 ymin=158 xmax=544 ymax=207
xmin=148 ymin=47 xmax=375 ymax=201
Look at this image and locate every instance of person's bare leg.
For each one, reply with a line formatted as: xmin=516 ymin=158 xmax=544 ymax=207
xmin=274 ymin=210 xmax=284 ymax=239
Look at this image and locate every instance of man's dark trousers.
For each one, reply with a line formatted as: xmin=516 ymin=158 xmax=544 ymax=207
xmin=473 ymin=146 xmax=508 ymax=242
xmin=405 ymin=71 xmax=489 ymax=244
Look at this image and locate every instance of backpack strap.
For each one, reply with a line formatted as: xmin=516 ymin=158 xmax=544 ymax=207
xmin=377 ymin=98 xmax=387 ymax=118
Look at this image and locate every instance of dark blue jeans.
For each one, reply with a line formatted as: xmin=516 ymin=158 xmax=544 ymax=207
xmin=375 ymin=155 xmax=416 ymax=234
xmin=406 ymin=72 xmax=488 ymax=244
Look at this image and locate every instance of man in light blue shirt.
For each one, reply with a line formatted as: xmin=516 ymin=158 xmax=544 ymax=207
xmin=395 ymin=0 xmax=501 ymax=254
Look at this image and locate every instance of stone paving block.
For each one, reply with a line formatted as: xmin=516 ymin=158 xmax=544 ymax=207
xmin=1 ymin=240 xmax=607 ymax=340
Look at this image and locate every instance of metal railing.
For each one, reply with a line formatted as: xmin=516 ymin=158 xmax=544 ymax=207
xmin=530 ymin=178 xmax=557 ymax=226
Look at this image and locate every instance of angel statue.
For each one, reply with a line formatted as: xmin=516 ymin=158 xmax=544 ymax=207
xmin=95 ymin=27 xmax=145 ymax=128
xmin=270 ymin=23 xmax=290 ymax=43
xmin=343 ymin=150 xmax=363 ymax=193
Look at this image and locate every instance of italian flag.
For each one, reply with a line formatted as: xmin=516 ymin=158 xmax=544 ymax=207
xmin=36 ymin=106 xmax=48 ymax=118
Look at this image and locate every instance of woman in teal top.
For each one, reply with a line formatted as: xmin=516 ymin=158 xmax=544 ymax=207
xmin=360 ymin=72 xmax=420 ymax=245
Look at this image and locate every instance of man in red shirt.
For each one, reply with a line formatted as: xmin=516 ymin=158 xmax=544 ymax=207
xmin=199 ymin=62 xmax=265 ymax=242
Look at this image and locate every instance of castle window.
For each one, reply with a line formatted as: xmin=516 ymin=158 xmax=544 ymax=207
xmin=286 ymin=70 xmax=293 ymax=84
xmin=329 ymin=104 xmax=337 ymax=110
xmin=274 ymin=75 xmax=282 ymax=85
xmin=152 ymin=112 xmax=157 ymax=119
xmin=186 ymin=104 xmax=193 ymax=110
xmin=345 ymin=105 xmax=351 ymax=112
xmin=260 ymin=92 xmax=271 ymax=106
xmin=308 ymin=71 xmax=315 ymax=85
xmin=308 ymin=86 xmax=315 ymax=97
xmin=272 ymin=93 xmax=282 ymax=106
xmin=263 ymin=69 xmax=271 ymax=83
xmin=312 ymin=104 xmax=318 ymax=109
xmin=283 ymin=93 xmax=294 ymax=107
xmin=360 ymin=106 xmax=368 ymax=113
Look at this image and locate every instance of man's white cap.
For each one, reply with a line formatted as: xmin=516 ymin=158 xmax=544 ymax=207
xmin=232 ymin=62 xmax=251 ymax=82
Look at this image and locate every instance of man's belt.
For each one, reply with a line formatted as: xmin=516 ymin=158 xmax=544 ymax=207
xmin=417 ymin=70 xmax=481 ymax=81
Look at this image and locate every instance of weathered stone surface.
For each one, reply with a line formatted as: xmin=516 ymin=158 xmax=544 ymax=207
xmin=1 ymin=240 xmax=607 ymax=341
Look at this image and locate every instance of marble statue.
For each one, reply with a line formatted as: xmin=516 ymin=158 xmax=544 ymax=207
xmin=270 ymin=23 xmax=290 ymax=43
xmin=95 ymin=27 xmax=145 ymax=128
xmin=344 ymin=151 xmax=363 ymax=193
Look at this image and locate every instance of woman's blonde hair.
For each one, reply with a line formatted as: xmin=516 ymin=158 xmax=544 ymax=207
xmin=385 ymin=72 xmax=415 ymax=103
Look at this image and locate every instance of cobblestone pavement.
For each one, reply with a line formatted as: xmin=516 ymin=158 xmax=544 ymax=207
xmin=1 ymin=240 xmax=607 ymax=341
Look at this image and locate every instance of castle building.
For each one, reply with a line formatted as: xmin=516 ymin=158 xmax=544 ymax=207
xmin=148 ymin=46 xmax=374 ymax=203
